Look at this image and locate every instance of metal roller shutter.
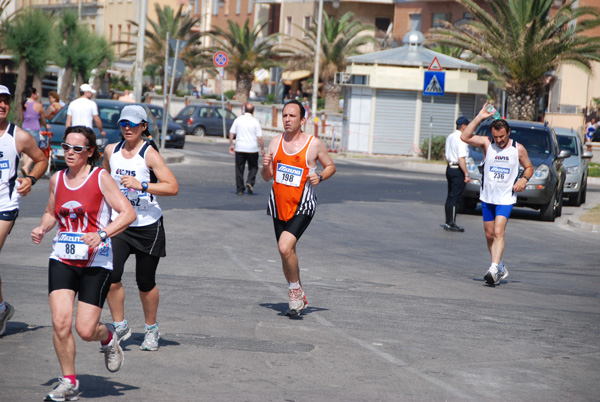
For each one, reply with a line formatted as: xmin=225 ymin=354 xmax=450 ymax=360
xmin=373 ymin=90 xmax=417 ymax=155
xmin=458 ymin=94 xmax=476 ymax=120
xmin=420 ymin=94 xmax=457 ymax=141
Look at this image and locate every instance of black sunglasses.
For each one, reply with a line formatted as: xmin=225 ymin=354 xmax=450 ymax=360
xmin=61 ymin=143 xmax=90 ymax=153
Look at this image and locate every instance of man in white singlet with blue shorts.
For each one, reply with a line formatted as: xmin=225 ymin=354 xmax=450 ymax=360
xmin=0 ymin=85 xmax=48 ymax=335
xmin=461 ymin=103 xmax=533 ymax=286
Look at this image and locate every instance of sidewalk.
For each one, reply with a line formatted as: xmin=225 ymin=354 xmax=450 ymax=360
xmin=173 ymin=137 xmax=600 ymax=232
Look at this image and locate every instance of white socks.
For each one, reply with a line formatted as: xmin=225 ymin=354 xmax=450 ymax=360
xmin=289 ymin=281 xmax=300 ymax=290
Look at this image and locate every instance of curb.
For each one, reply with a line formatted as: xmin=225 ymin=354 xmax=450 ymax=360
xmin=161 ymin=150 xmax=185 ymax=164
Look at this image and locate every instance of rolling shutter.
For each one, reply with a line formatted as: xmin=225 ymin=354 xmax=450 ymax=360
xmin=373 ymin=90 xmax=417 ymax=155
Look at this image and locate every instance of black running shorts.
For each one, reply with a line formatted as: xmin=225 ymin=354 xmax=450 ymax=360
xmin=48 ymin=259 xmax=111 ymax=308
xmin=273 ymin=214 xmax=313 ymax=242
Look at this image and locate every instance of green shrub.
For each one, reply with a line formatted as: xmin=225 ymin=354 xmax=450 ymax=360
xmin=589 ymin=162 xmax=600 ymax=177
xmin=224 ymin=90 xmax=236 ymax=100
xmin=421 ymin=135 xmax=446 ymax=160
xmin=265 ymin=93 xmax=275 ymax=104
xmin=317 ymin=98 xmax=325 ymax=110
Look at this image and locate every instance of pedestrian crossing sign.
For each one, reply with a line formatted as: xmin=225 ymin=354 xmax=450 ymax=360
xmin=423 ymin=71 xmax=445 ymax=96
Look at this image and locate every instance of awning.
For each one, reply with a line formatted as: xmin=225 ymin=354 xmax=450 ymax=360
xmin=282 ymin=70 xmax=311 ymax=83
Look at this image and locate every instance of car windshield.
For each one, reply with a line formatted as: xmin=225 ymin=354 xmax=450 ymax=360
xmin=556 ymin=134 xmax=578 ymax=156
xmin=474 ymin=125 xmax=552 ymax=155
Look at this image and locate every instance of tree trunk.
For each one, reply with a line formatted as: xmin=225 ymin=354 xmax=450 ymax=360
xmin=507 ymin=92 xmax=537 ymax=121
xmin=75 ymin=74 xmax=84 ymax=98
xmin=60 ymin=67 xmax=74 ymax=102
xmin=323 ymin=78 xmax=341 ymax=113
xmin=92 ymin=58 xmax=110 ymax=97
xmin=235 ymin=74 xmax=253 ymax=103
xmin=32 ymin=74 xmax=42 ymax=96
xmin=14 ymin=59 xmax=27 ymax=124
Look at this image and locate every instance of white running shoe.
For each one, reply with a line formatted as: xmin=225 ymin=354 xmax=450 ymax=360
xmin=497 ymin=264 xmax=509 ymax=284
xmin=484 ymin=268 xmax=498 ymax=286
xmin=45 ymin=377 xmax=79 ymax=401
xmin=0 ymin=302 xmax=15 ymax=336
xmin=140 ymin=325 xmax=160 ymax=351
xmin=286 ymin=286 xmax=307 ymax=316
xmin=101 ymin=324 xmax=124 ymax=372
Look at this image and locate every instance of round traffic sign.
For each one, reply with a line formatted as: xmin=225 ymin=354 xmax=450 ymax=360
xmin=213 ymin=51 xmax=229 ymax=68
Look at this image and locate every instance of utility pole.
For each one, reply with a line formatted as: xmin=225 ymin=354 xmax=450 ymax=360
xmin=133 ymin=0 xmax=148 ymax=102
xmin=311 ymin=0 xmax=324 ymax=125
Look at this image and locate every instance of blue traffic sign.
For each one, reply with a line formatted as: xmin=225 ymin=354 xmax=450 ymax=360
xmin=423 ymin=71 xmax=445 ymax=96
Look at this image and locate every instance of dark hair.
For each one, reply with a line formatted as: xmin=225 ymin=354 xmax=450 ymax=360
xmin=63 ymin=126 xmax=101 ymax=165
xmin=283 ymin=99 xmax=305 ymax=119
xmin=490 ymin=119 xmax=511 ymax=134
xmin=22 ymin=87 xmax=37 ymax=110
xmin=48 ymin=91 xmax=60 ymax=102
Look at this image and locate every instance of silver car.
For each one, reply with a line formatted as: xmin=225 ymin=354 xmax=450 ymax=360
xmin=554 ymin=127 xmax=593 ymax=206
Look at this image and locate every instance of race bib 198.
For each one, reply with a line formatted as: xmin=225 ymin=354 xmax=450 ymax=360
xmin=275 ymin=163 xmax=303 ymax=188
xmin=0 ymin=160 xmax=9 ymax=183
xmin=488 ymin=166 xmax=511 ymax=183
xmin=54 ymin=232 xmax=89 ymax=260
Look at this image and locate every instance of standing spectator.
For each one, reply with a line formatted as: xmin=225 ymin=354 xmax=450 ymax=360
xmin=118 ymin=89 xmax=135 ymax=103
xmin=229 ymin=103 xmax=264 ymax=195
xmin=20 ymin=87 xmax=49 ymax=176
xmin=295 ymin=89 xmax=302 ymax=100
xmin=0 ymin=85 xmax=48 ymax=336
xmin=103 ymin=105 xmax=179 ymax=351
xmin=443 ymin=116 xmax=471 ymax=232
xmin=31 ymin=126 xmax=135 ymax=401
xmin=45 ymin=91 xmax=63 ymax=121
xmin=66 ymin=84 xmax=106 ymax=139
xmin=585 ymin=118 xmax=597 ymax=145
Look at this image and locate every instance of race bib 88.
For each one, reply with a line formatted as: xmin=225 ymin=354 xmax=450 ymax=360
xmin=275 ymin=163 xmax=303 ymax=188
xmin=54 ymin=232 xmax=89 ymax=260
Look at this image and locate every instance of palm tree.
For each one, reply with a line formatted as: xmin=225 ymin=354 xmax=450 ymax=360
xmin=428 ymin=0 xmax=600 ymax=121
xmin=1 ymin=8 xmax=54 ymax=112
xmin=52 ymin=11 xmax=80 ymax=100
xmin=205 ymin=19 xmax=287 ymax=103
xmin=290 ymin=12 xmax=375 ymax=112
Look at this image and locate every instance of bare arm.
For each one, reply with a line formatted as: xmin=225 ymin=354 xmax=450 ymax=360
xmin=93 ymin=115 xmax=106 ymax=138
xmin=15 ymin=127 xmax=48 ymax=195
xmin=65 ymin=114 xmax=72 ymax=129
xmin=102 ymin=143 xmax=115 ymax=173
xmin=307 ymin=138 xmax=336 ymax=186
xmin=261 ymin=135 xmax=281 ymax=181
xmin=461 ymin=103 xmax=494 ymax=149
xmin=513 ymin=143 xmax=534 ymax=193
xmin=458 ymin=156 xmax=471 ymax=183
xmin=258 ymin=136 xmax=265 ymax=156
xmin=118 ymin=148 xmax=179 ymax=196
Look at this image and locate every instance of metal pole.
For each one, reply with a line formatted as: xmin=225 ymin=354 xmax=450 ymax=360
xmin=133 ymin=0 xmax=148 ymax=102
xmin=220 ymin=68 xmax=227 ymax=138
xmin=428 ymin=96 xmax=433 ymax=161
xmin=163 ymin=38 xmax=181 ymax=151
xmin=161 ymin=32 xmax=170 ymax=151
xmin=311 ymin=0 xmax=324 ymax=125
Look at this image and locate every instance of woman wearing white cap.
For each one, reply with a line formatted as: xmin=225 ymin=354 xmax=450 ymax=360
xmin=102 ymin=105 xmax=178 ymax=351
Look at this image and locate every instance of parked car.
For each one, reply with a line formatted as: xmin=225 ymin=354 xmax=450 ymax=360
xmin=461 ymin=120 xmax=570 ymax=222
xmin=47 ymin=100 xmax=179 ymax=169
xmin=174 ymin=104 xmax=236 ymax=137
xmin=554 ymin=126 xmax=593 ymax=206
xmin=143 ymin=103 xmax=185 ymax=149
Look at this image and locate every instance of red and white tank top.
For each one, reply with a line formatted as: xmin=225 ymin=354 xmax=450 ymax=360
xmin=267 ymin=135 xmax=317 ymax=221
xmin=50 ymin=167 xmax=113 ymax=269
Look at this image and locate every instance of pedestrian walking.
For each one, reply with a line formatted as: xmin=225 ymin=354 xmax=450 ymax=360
xmin=19 ymin=86 xmax=49 ymax=176
xmin=102 ymin=105 xmax=179 ymax=351
xmin=65 ymin=84 xmax=106 ymax=139
xmin=31 ymin=126 xmax=136 ymax=401
xmin=460 ymin=104 xmax=533 ymax=286
xmin=0 ymin=85 xmax=48 ymax=336
xmin=443 ymin=116 xmax=471 ymax=232
xmin=229 ymin=103 xmax=264 ymax=195
xmin=261 ymin=100 xmax=336 ymax=316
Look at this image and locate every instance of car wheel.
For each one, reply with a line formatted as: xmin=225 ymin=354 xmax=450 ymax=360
xmin=568 ymin=186 xmax=583 ymax=207
xmin=556 ymin=190 xmax=563 ymax=217
xmin=539 ymin=192 xmax=557 ymax=222
xmin=192 ymin=126 xmax=206 ymax=137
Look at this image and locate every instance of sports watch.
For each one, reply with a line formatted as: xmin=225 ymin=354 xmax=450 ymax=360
xmin=98 ymin=231 xmax=108 ymax=242
xmin=141 ymin=181 xmax=149 ymax=192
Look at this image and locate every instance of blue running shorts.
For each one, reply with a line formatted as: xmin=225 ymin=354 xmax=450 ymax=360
xmin=481 ymin=202 xmax=513 ymax=222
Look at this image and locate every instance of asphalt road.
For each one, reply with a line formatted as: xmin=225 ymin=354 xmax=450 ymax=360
xmin=1 ymin=139 xmax=599 ymax=401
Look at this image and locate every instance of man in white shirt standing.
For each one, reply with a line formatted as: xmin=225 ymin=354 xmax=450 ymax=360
xmin=443 ymin=116 xmax=471 ymax=232
xmin=229 ymin=103 xmax=264 ymax=195
xmin=65 ymin=84 xmax=106 ymax=138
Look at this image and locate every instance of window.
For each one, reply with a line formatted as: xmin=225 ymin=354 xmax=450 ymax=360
xmin=247 ymin=0 xmax=252 ymax=14
xmin=236 ymin=0 xmax=240 ymax=14
xmin=409 ymin=13 xmax=421 ymax=31
xmin=303 ymin=16 xmax=311 ymax=37
xmin=375 ymin=17 xmax=391 ymax=37
xmin=432 ymin=13 xmax=450 ymax=28
xmin=286 ymin=16 xmax=292 ymax=35
xmin=127 ymin=24 xmax=131 ymax=50
xmin=117 ymin=25 xmax=122 ymax=52
xmin=109 ymin=24 xmax=113 ymax=41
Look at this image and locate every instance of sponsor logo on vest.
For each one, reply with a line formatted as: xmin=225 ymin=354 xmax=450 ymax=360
xmin=115 ymin=168 xmax=137 ymax=177
xmin=0 ymin=160 xmax=8 ymax=169
xmin=277 ymin=164 xmax=302 ymax=175
xmin=0 ymin=151 xmax=4 ymax=158
xmin=490 ymin=166 xmax=510 ymax=174
xmin=58 ymin=233 xmax=84 ymax=243
xmin=495 ymin=156 xmax=510 ymax=161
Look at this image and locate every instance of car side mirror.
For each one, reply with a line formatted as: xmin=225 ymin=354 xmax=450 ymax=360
xmin=582 ymin=150 xmax=593 ymax=159
xmin=557 ymin=150 xmax=571 ymax=159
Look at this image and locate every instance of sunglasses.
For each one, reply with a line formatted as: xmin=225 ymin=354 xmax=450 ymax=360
xmin=119 ymin=121 xmax=141 ymax=128
xmin=61 ymin=143 xmax=90 ymax=153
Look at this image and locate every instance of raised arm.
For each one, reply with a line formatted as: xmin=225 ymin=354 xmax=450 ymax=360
xmin=461 ymin=103 xmax=494 ymax=149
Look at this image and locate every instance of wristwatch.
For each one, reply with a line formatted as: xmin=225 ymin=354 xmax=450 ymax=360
xmin=523 ymin=176 xmax=531 ymax=182
xmin=318 ymin=174 xmax=323 ymax=183
xmin=26 ymin=175 xmax=37 ymax=185
xmin=98 ymin=230 xmax=108 ymax=242
xmin=141 ymin=181 xmax=149 ymax=192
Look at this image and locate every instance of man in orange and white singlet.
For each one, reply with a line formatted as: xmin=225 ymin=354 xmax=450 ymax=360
xmin=261 ymin=99 xmax=336 ymax=316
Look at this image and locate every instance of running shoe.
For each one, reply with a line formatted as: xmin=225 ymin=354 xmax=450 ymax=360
xmin=101 ymin=324 xmax=124 ymax=372
xmin=484 ymin=268 xmax=498 ymax=286
xmin=443 ymin=223 xmax=464 ymax=232
xmin=114 ymin=320 xmax=131 ymax=343
xmin=496 ymin=264 xmax=509 ymax=284
xmin=140 ymin=325 xmax=160 ymax=351
xmin=287 ymin=286 xmax=307 ymax=316
xmin=45 ymin=377 xmax=79 ymax=401
xmin=0 ymin=302 xmax=14 ymax=336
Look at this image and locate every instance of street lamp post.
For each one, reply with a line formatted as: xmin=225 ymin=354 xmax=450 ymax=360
xmin=311 ymin=0 xmax=324 ymax=128
xmin=134 ymin=0 xmax=148 ymax=102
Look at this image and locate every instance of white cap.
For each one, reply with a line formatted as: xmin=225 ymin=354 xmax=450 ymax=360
xmin=80 ymin=83 xmax=96 ymax=93
xmin=0 ymin=85 xmax=12 ymax=97
xmin=118 ymin=105 xmax=147 ymax=124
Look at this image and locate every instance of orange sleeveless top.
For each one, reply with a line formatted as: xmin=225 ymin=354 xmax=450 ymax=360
xmin=267 ymin=135 xmax=316 ymax=221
